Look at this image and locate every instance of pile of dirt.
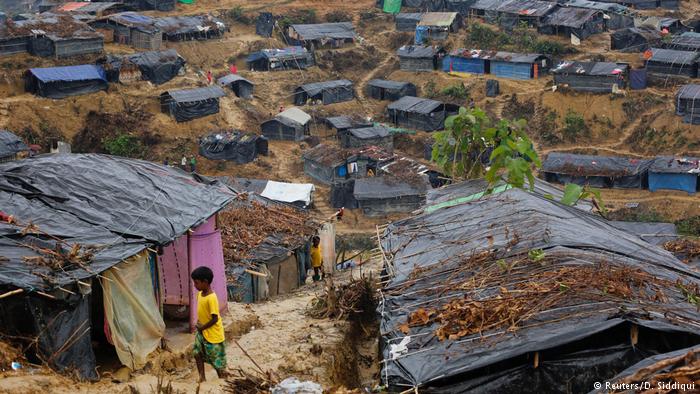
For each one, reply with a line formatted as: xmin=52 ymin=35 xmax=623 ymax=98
xmin=218 ymin=199 xmax=316 ymax=264
xmin=0 ymin=339 xmax=22 ymax=371
xmin=71 ymin=108 xmax=156 ymax=156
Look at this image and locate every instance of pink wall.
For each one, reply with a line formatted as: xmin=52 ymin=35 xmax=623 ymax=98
xmin=188 ymin=216 xmax=228 ymax=331
xmin=158 ymin=236 xmax=190 ymax=305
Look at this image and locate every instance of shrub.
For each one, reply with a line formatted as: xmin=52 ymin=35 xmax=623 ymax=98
xmin=441 ymin=83 xmax=469 ymax=100
xmin=676 ymin=216 xmax=700 ymax=237
xmin=532 ymin=40 xmax=574 ymax=56
xmin=103 ymin=134 xmax=145 ymax=158
xmin=424 ymin=81 xmax=438 ymax=98
xmin=227 ymin=6 xmax=252 ymax=24
xmin=562 ymin=110 xmax=589 ymax=141
xmin=466 ymin=23 xmax=510 ymax=49
xmin=278 ymin=9 xmax=317 ymax=31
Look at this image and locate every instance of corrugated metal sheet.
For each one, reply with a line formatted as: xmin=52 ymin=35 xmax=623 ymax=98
xmin=387 ymin=96 xmax=443 ymax=114
xmin=298 ymin=79 xmax=353 ymax=96
xmin=397 ymin=45 xmax=438 ymax=58
xmin=218 ymin=74 xmax=253 ymax=85
xmin=677 ymin=84 xmax=700 ymax=100
xmin=649 ymin=48 xmax=699 ymax=65
xmin=442 ymin=55 xmax=487 ymax=74
xmin=543 ymin=7 xmax=600 ymax=28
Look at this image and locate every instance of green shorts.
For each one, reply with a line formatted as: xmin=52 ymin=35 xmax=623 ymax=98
xmin=193 ymin=331 xmax=227 ymax=370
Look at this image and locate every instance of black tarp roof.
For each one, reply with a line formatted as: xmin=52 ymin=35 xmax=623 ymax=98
xmin=542 ymin=152 xmax=653 ymax=177
xmin=608 ymin=221 xmax=678 ymax=246
xmin=297 ymin=79 xmax=353 ymax=96
xmin=354 ymin=176 xmax=426 ymax=199
xmin=542 ymin=7 xmax=601 ymax=28
xmin=217 ymin=74 xmax=253 ymax=86
xmin=677 ymin=84 xmax=700 ymax=100
xmin=387 ymin=96 xmax=444 ymax=114
xmin=348 ymin=126 xmax=391 ymax=140
xmin=564 ymin=0 xmax=632 ymax=13
xmin=0 ymin=154 xmax=236 ymax=290
xmin=129 ymin=49 xmax=183 ymax=69
xmin=325 ymin=115 xmax=372 ymax=130
xmin=396 ymin=13 xmax=424 ymax=22
xmin=551 ymin=61 xmax=628 ymax=75
xmin=649 ymin=156 xmax=700 ymax=174
xmin=368 ymin=79 xmax=414 ymax=90
xmin=668 ymin=32 xmax=700 ymax=51
xmin=471 ymin=0 xmax=558 ymax=16
xmin=649 ymin=48 xmax=700 ymax=65
xmin=290 ymin=22 xmax=355 ymax=40
xmin=245 ymin=46 xmax=310 ymax=62
xmin=397 ymin=45 xmax=439 ymax=58
xmin=379 ymin=187 xmax=700 ymax=390
xmin=165 ymin=86 xmax=225 ymax=103
xmin=0 ymin=130 xmax=29 ymax=158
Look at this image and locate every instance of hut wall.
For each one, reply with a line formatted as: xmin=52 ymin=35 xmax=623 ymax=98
xmin=399 ymin=57 xmax=435 ymax=72
xmin=647 ymin=61 xmax=698 ymax=79
xmin=443 ymin=56 xmax=488 ymax=74
xmin=553 ymin=74 xmax=623 ymax=93
xmin=54 ymin=38 xmax=104 ymax=58
xmin=304 ymin=159 xmax=334 ymax=184
xmin=131 ymin=29 xmax=161 ymax=50
xmin=648 ymin=172 xmax=697 ymax=194
xmin=390 ymin=110 xmax=446 ymax=131
xmin=266 ymin=255 xmax=300 ymax=297
xmin=357 ymin=195 xmax=424 ymax=216
xmin=342 ymin=135 xmax=393 ymax=151
xmin=231 ymin=81 xmax=253 ymax=99
xmin=0 ymin=36 xmax=29 ymax=56
xmin=491 ymin=61 xmax=534 ymax=80
xmin=261 ymin=120 xmax=304 ymax=141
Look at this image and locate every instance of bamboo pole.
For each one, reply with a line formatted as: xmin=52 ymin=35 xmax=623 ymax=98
xmin=0 ymin=288 xmax=24 ymax=299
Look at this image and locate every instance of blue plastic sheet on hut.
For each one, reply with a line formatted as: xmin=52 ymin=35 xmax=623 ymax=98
xmin=630 ymin=69 xmax=647 ymax=90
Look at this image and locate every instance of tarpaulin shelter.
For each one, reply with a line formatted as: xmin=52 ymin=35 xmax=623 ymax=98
xmin=395 ymin=13 xmax=424 ymax=32
xmin=675 ymin=84 xmax=700 ymax=125
xmin=609 ymin=221 xmax=678 ymax=246
xmin=91 ymin=12 xmax=162 ymax=50
xmin=101 ymin=49 xmax=185 ymax=85
xmin=387 ymin=96 xmax=460 ymax=131
xmin=218 ymin=177 xmax=314 ymax=209
xmin=324 ymin=116 xmax=373 ymax=136
xmin=354 ymin=176 xmax=427 ymax=216
xmin=542 ymin=152 xmax=652 ymax=188
xmin=160 ymin=86 xmax=226 ymax=122
xmin=0 ymin=130 xmax=29 ymax=162
xmin=617 ymin=0 xmax=678 ymax=9
xmin=340 ymin=126 xmax=393 ymax=151
xmin=0 ymin=154 xmax=236 ymax=379
xmin=444 ymin=0 xmax=478 ymax=16
xmin=610 ymin=27 xmax=661 ymax=52
xmin=377 ymin=187 xmax=700 ymax=392
xmin=539 ymin=7 xmax=605 ymax=40
xmin=217 ymin=74 xmax=254 ymax=99
xmin=154 ymin=15 xmax=226 ymax=41
xmin=490 ymin=51 xmax=551 ymax=79
xmin=255 ymin=12 xmax=274 ymax=37
xmin=665 ymin=32 xmax=700 ymax=52
xmin=417 ymin=12 xmax=461 ymax=41
xmin=398 ymin=45 xmax=445 ymax=71
xmin=629 ymin=68 xmax=647 ymax=89
xmin=563 ymin=0 xmax=635 ymax=30
xmin=293 ymin=79 xmax=354 ymax=105
xmin=383 ymin=0 xmax=402 ymax=13
xmin=246 ymin=46 xmax=314 ymax=71
xmin=646 ymin=48 xmax=699 ymax=79
xmin=469 ymin=0 xmax=559 ymax=29
xmin=552 ymin=61 xmax=627 ymax=93
xmin=331 ymin=179 xmax=359 ymax=209
xmin=648 ymin=156 xmax=699 ymax=194
xmin=1 ymin=13 xmax=104 ymax=58
xmin=261 ymin=107 xmax=311 ymax=141
xmin=637 ymin=16 xmax=685 ymax=34
xmin=287 ymin=22 xmax=356 ymax=49
xmin=303 ymin=143 xmax=394 ymax=185
xmin=199 ymin=130 xmax=267 ymax=164
xmin=56 ymin=2 xmax=130 ymax=16
xmin=25 ymin=65 xmax=108 ymax=99
xmin=367 ymin=79 xmax=417 ymax=101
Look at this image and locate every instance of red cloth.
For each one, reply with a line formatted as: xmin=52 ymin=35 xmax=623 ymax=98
xmin=230 ymin=64 xmax=237 ymax=74
xmin=206 ymin=71 xmax=212 ymax=83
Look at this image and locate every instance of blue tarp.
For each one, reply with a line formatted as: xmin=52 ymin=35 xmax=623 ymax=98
xmin=28 ymin=65 xmax=107 ymax=83
xmin=648 ymin=172 xmax=697 ymax=194
xmin=415 ymin=26 xmax=428 ymax=45
xmin=491 ymin=61 xmax=532 ymax=80
xmin=629 ymin=69 xmax=647 ymax=90
xmin=442 ymin=55 xmax=487 ymax=74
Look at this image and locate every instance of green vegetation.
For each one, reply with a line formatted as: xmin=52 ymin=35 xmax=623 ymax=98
xmin=465 ymin=22 xmax=575 ymax=55
xmin=227 ymin=6 xmax=252 ymax=24
xmin=278 ymin=9 xmax=317 ymax=31
xmin=103 ymin=134 xmax=145 ymax=159
xmin=676 ymin=216 xmax=700 ymax=237
xmin=562 ymin=110 xmax=589 ymax=141
xmin=441 ymin=83 xmax=469 ymax=100
xmin=325 ymin=10 xmax=352 ymax=22
xmin=424 ymin=81 xmax=438 ymax=98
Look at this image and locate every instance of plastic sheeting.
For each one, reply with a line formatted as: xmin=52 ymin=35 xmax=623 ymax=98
xmin=318 ymin=222 xmax=336 ymax=275
xmin=102 ymin=251 xmax=165 ymax=370
xmin=199 ymin=131 xmax=263 ymax=164
xmin=261 ymin=180 xmax=315 ymax=208
xmin=188 ymin=217 xmax=228 ymax=331
xmin=256 ymin=12 xmax=274 ymax=37
xmin=158 ymin=236 xmax=190 ymax=305
xmin=486 ymin=79 xmax=499 ymax=96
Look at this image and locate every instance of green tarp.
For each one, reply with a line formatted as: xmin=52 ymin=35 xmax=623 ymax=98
xmin=178 ymin=0 xmax=194 ymax=3
xmin=383 ymin=0 xmax=402 ymax=14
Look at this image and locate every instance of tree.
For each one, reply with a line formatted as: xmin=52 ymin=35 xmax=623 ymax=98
xmin=431 ymin=107 xmax=540 ymax=191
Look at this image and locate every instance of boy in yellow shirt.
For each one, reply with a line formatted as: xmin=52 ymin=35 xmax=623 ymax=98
xmin=310 ymin=235 xmax=323 ymax=281
xmin=191 ymin=266 xmax=227 ymax=382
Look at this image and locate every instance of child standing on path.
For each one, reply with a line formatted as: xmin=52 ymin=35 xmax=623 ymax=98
xmin=310 ymin=235 xmax=323 ymax=281
xmin=191 ymin=267 xmax=227 ymax=382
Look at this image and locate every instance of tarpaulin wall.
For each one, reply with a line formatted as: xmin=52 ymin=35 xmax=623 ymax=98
xmin=400 ymin=57 xmax=436 ymax=72
xmin=165 ymin=98 xmax=220 ymax=122
xmin=261 ymin=120 xmax=305 ymax=141
xmin=629 ymin=69 xmax=647 ymax=90
xmin=331 ymin=179 xmax=359 ymax=209
xmin=0 ymin=294 xmax=97 ymax=380
xmin=54 ymin=38 xmax=104 ymax=58
xmin=256 ymin=13 xmax=274 ymax=37
xmin=102 ymin=251 xmax=165 ymax=369
xmin=648 ymin=172 xmax=698 ymax=194
xmin=442 ymin=56 xmax=487 ymax=74
xmin=389 ymin=109 xmax=447 ymax=131
xmin=319 ymin=222 xmax=336 ymax=275
xmin=158 ymin=236 xmax=190 ymax=305
xmin=188 ymin=217 xmax=228 ymax=331
xmin=25 ymin=77 xmax=108 ymax=99
xmin=491 ymin=61 xmax=533 ymax=80
xmin=553 ymin=74 xmax=623 ymax=93
xmin=383 ymin=0 xmax=402 ymax=14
